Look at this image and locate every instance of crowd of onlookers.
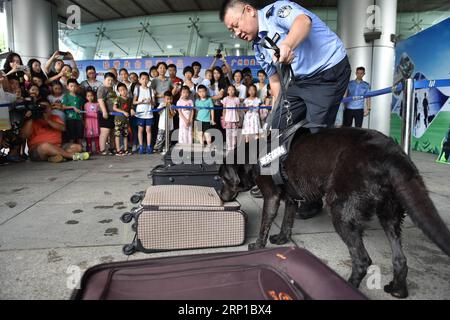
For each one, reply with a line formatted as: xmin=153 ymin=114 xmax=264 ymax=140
xmin=0 ymin=51 xmax=274 ymax=164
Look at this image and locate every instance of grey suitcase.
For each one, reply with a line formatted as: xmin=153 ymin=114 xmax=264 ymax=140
xmin=122 ymin=185 xmax=247 ymax=255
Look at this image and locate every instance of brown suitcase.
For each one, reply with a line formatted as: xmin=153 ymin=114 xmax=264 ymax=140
xmin=72 ymin=247 xmax=367 ymax=300
xmin=121 ymin=185 xmax=247 ymax=255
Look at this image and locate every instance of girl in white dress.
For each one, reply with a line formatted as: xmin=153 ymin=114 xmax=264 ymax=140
xmin=242 ymin=84 xmax=261 ymax=142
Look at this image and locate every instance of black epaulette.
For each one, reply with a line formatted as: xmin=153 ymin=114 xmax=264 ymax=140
xmin=266 ymin=5 xmax=275 ymax=19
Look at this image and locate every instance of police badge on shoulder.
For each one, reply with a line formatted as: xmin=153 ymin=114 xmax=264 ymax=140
xmin=277 ymin=5 xmax=292 ymax=18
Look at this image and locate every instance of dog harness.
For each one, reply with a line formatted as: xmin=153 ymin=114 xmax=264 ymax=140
xmin=258 ymin=37 xmax=325 ymax=196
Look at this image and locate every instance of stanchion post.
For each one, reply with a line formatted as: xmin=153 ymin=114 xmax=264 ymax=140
xmin=401 ymin=78 xmax=415 ymax=155
xmin=164 ymin=104 xmax=170 ymax=154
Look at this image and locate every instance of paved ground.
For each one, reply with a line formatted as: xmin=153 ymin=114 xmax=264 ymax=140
xmin=0 ymin=151 xmax=449 ymax=300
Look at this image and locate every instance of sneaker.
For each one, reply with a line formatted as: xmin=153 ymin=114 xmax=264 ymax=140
xmin=147 ymin=145 xmax=153 ymax=155
xmin=138 ymin=146 xmax=145 ymax=155
xmin=5 ymin=155 xmax=23 ymax=163
xmin=48 ymin=154 xmax=64 ymax=163
xmin=250 ymin=187 xmax=263 ymax=199
xmin=72 ymin=152 xmax=90 ymax=161
xmin=132 ymin=145 xmax=138 ymax=153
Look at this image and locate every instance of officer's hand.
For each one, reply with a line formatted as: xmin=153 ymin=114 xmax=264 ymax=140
xmin=24 ymin=111 xmax=33 ymax=119
xmin=275 ymin=43 xmax=295 ymax=64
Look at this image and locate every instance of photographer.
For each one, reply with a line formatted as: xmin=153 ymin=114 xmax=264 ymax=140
xmin=20 ymin=102 xmax=88 ymax=163
xmin=3 ymin=52 xmax=30 ymax=96
xmin=209 ymin=49 xmax=233 ymax=84
xmin=45 ymin=51 xmax=79 ymax=85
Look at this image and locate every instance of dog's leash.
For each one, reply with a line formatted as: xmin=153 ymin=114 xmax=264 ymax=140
xmin=260 ymin=36 xmax=295 ymax=131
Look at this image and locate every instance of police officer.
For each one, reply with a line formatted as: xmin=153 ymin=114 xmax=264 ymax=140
xmin=343 ymin=67 xmax=371 ymax=128
xmin=220 ymin=0 xmax=351 ymax=219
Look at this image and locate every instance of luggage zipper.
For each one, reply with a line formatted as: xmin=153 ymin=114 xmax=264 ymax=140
xmin=108 ymin=264 xmax=306 ymax=300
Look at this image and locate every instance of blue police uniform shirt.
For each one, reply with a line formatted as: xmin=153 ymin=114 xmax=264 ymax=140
xmin=346 ymin=80 xmax=371 ymax=110
xmin=254 ymin=1 xmax=347 ymax=79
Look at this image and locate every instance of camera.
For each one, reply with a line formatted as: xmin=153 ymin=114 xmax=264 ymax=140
xmin=19 ymin=98 xmax=46 ymax=120
xmin=57 ymin=51 xmax=69 ymax=60
xmin=15 ymin=65 xmax=29 ymax=72
xmin=215 ymin=49 xmax=223 ymax=59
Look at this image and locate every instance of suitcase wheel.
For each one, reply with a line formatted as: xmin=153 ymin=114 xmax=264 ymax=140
xmin=122 ymin=244 xmax=136 ymax=256
xmin=130 ymin=194 xmax=142 ymax=204
xmin=131 ymin=223 xmax=137 ymax=232
xmin=120 ymin=212 xmax=133 ymax=224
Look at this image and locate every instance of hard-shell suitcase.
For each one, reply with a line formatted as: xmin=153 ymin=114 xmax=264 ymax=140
xmin=72 ymin=247 xmax=367 ymax=300
xmin=163 ymin=143 xmax=223 ymax=166
xmin=149 ymin=163 xmax=223 ymax=192
xmin=121 ymin=185 xmax=247 ymax=255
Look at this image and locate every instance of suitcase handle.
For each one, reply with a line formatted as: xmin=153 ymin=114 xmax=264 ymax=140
xmin=148 ymin=164 xmax=166 ymax=179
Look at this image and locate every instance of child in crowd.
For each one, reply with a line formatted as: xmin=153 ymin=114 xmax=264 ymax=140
xmin=62 ymin=79 xmax=84 ymax=145
xmin=133 ymin=72 xmax=154 ymax=155
xmin=113 ymin=83 xmax=134 ymax=156
xmin=195 ymin=85 xmax=215 ymax=148
xmin=31 ymin=75 xmax=50 ymax=98
xmin=59 ymin=64 xmax=75 ymax=89
xmin=154 ymin=91 xmax=175 ymax=153
xmin=201 ymin=69 xmax=213 ymax=89
xmin=83 ymin=90 xmax=100 ymax=153
xmin=149 ymin=66 xmax=159 ymax=81
xmin=47 ymin=82 xmax=66 ymax=122
xmin=242 ymin=84 xmax=261 ymax=143
xmin=221 ymin=85 xmax=240 ymax=151
xmin=261 ymin=84 xmax=272 ymax=125
xmin=177 ymin=86 xmax=194 ymax=144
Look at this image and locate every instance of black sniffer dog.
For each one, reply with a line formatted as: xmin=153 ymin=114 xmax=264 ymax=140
xmin=219 ymin=127 xmax=450 ymax=298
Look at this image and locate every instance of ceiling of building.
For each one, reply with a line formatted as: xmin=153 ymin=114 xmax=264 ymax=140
xmin=2 ymin=0 xmax=450 ymax=59
xmin=49 ymin=0 xmax=450 ymax=23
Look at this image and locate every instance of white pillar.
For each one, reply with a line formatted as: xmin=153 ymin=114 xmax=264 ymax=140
xmin=338 ymin=0 xmax=397 ymax=135
xmin=5 ymin=0 xmax=59 ymax=63
xmin=194 ymin=36 xmax=210 ymax=57
xmin=82 ymin=47 xmax=97 ymax=60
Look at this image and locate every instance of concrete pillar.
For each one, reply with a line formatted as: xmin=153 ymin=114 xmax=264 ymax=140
xmin=337 ymin=0 xmax=397 ymax=135
xmin=5 ymin=0 xmax=59 ymax=63
xmin=194 ymin=36 xmax=210 ymax=57
xmin=82 ymin=47 xmax=97 ymax=60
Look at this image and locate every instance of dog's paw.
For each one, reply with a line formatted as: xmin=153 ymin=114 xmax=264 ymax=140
xmin=248 ymin=242 xmax=265 ymax=251
xmin=269 ymin=233 xmax=290 ymax=245
xmin=384 ymin=281 xmax=409 ymax=299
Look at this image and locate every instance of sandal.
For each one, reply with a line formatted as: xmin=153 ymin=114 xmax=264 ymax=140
xmin=116 ymin=150 xmax=124 ymax=156
xmin=99 ymin=150 xmax=109 ymax=156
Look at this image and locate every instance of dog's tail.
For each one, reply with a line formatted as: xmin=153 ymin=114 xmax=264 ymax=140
xmin=388 ymin=154 xmax=450 ymax=257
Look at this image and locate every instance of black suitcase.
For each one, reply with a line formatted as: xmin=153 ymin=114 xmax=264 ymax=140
xmin=149 ymin=164 xmax=223 ymax=192
xmin=163 ymin=143 xmax=223 ymax=166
